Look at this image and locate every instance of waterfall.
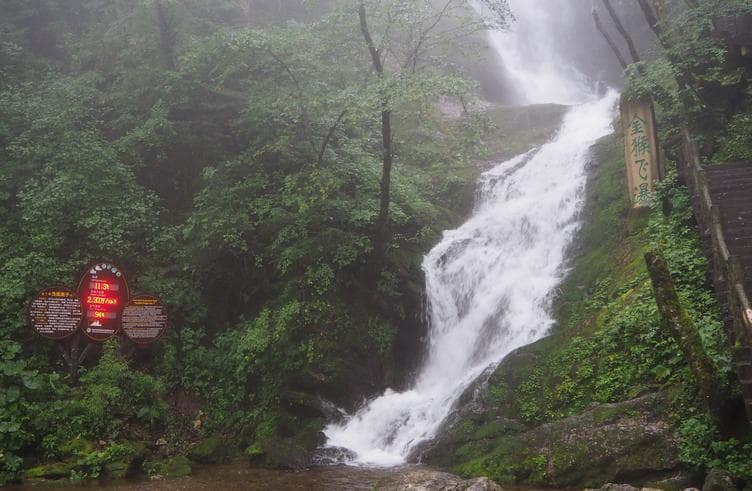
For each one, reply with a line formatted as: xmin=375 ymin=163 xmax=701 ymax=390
xmin=322 ymin=0 xmax=619 ymax=466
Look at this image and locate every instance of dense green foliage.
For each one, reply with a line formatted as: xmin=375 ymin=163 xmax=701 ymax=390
xmin=0 ymin=0 xmax=510 ymax=483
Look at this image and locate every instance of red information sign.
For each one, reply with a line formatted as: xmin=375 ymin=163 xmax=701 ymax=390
xmin=122 ymin=295 xmax=168 ymax=345
xmin=29 ymin=287 xmax=82 ymax=340
xmin=77 ymin=261 xmax=129 ymax=342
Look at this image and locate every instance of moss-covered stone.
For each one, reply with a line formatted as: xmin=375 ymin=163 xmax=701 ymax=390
xmin=60 ymin=435 xmax=95 ymax=457
xmin=484 ymin=104 xmax=569 ymax=162
xmin=103 ymin=460 xmax=130 ymax=479
xmin=166 ymin=456 xmax=192 ymax=478
xmin=247 ymin=425 xmax=326 ymax=470
xmin=150 ymin=455 xmax=192 ymax=478
xmin=703 ymin=469 xmax=737 ymax=491
xmin=101 ymin=441 xmax=146 ymax=479
xmin=188 ymin=434 xmax=237 ymax=464
xmin=245 ymin=411 xmax=326 ymax=470
xmin=448 ymin=394 xmax=680 ymax=488
xmin=24 ymin=462 xmax=72 ymax=479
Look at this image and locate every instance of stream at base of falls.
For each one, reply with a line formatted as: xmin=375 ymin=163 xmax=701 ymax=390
xmin=8 ymin=464 xmax=561 ymax=491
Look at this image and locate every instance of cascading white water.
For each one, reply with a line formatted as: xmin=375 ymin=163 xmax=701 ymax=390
xmin=323 ymin=0 xmax=619 ymax=466
xmin=480 ymin=0 xmax=594 ymax=105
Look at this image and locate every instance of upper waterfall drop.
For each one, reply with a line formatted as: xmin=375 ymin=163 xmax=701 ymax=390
xmin=477 ymin=0 xmax=594 ymax=105
xmin=322 ymin=0 xmax=620 ymax=466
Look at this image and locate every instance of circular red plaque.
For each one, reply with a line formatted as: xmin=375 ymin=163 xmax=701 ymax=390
xmin=30 ymin=287 xmax=82 ymax=340
xmin=77 ymin=261 xmax=129 ymax=342
xmin=121 ymin=295 xmax=168 ymax=345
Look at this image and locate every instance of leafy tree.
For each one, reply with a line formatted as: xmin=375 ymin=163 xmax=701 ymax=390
xmin=348 ymin=0 xmax=510 ymax=270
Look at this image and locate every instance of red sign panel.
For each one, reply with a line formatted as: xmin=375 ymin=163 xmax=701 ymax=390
xmin=29 ymin=287 xmax=82 ymax=340
xmin=122 ymin=295 xmax=168 ymax=345
xmin=78 ymin=261 xmax=129 ymax=342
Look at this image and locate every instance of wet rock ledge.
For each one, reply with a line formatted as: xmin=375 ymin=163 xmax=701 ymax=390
xmin=374 ymin=468 xmax=502 ymax=491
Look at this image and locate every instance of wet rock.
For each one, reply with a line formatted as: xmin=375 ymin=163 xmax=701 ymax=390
xmin=311 ymin=446 xmax=357 ymax=466
xmin=244 ymin=417 xmax=327 ymax=470
xmin=702 ymin=469 xmax=736 ymax=491
xmin=374 ymin=469 xmax=502 ymax=490
xmin=465 ymin=476 xmax=504 ymax=490
xmin=600 ymin=484 xmax=639 ymax=491
xmin=642 ymin=470 xmax=699 ymax=491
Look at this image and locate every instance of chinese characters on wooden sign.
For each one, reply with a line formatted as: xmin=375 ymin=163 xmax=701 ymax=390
xmin=621 ymin=99 xmax=661 ymax=208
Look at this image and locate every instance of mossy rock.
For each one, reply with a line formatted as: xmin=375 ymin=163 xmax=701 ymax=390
xmin=150 ymin=456 xmax=192 ymax=478
xmin=703 ymin=469 xmax=737 ymax=491
xmin=103 ymin=460 xmax=130 ymax=479
xmin=484 ymin=103 xmax=569 ymax=162
xmin=165 ymin=456 xmax=192 ymax=478
xmin=246 ymin=420 xmax=326 ymax=470
xmin=447 ymin=393 xmax=681 ymax=488
xmin=24 ymin=462 xmax=72 ymax=479
xmin=188 ymin=434 xmax=237 ymax=464
xmin=102 ymin=441 xmax=147 ymax=479
xmin=60 ymin=435 xmax=94 ymax=457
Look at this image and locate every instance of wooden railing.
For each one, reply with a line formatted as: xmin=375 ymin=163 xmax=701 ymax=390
xmin=681 ymin=128 xmax=752 ymax=420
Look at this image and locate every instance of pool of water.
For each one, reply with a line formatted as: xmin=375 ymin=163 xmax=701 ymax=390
xmin=13 ymin=464 xmax=423 ymax=491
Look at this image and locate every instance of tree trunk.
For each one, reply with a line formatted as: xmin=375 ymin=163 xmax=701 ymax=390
xmin=317 ymin=109 xmax=348 ymax=166
xmin=645 ymin=250 xmax=724 ymax=415
xmin=592 ymin=7 xmax=629 ymax=70
xmin=358 ymin=2 xmax=393 ymax=260
xmin=375 ymin=108 xmax=393 ymax=250
xmin=601 ymin=0 xmax=642 ymax=65
xmin=635 ymin=0 xmax=670 ymax=50
xmin=155 ymin=1 xmax=176 ymax=70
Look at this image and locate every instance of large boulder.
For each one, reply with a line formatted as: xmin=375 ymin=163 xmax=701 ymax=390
xmin=188 ymin=434 xmax=238 ymax=464
xmin=702 ymin=469 xmax=736 ymax=491
xmin=423 ymin=392 xmax=683 ymax=488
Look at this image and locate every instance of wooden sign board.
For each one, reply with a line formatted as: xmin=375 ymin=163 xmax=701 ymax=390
xmin=29 ymin=287 xmax=82 ymax=340
xmin=122 ymin=295 xmax=168 ymax=345
xmin=621 ymin=98 xmax=660 ymax=208
xmin=78 ymin=261 xmax=129 ymax=342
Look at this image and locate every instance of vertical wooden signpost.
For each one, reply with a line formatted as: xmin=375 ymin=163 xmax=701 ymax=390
xmin=29 ymin=260 xmax=168 ymax=378
xmin=621 ymin=98 xmax=661 ymax=208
